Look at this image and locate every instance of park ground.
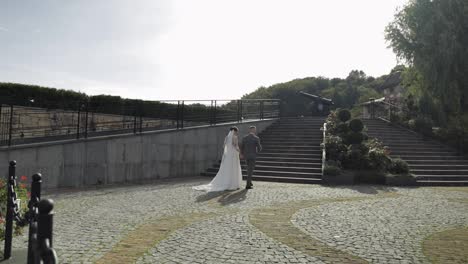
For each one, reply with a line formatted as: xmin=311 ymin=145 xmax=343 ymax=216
xmin=9 ymin=178 xmax=468 ymax=264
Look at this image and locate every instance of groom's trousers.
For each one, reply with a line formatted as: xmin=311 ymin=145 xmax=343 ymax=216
xmin=246 ymin=159 xmax=256 ymax=187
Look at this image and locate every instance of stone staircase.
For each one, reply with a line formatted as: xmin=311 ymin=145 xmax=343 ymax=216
xmin=364 ymin=119 xmax=468 ymax=186
xmin=201 ymin=117 xmax=325 ymax=184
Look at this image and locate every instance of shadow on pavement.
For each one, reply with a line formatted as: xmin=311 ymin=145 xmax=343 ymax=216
xmin=195 ymin=189 xmax=248 ymax=205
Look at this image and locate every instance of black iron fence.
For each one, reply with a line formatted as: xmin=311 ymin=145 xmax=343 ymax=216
xmin=0 ymin=99 xmax=280 ymax=146
xmin=3 ymin=161 xmax=57 ymax=263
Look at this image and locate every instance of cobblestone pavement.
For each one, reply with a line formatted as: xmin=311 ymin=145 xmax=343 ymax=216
xmin=8 ymin=178 xmax=468 ymax=263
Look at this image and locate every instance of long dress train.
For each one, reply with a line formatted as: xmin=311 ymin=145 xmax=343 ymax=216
xmin=193 ymin=131 xmax=242 ymax=192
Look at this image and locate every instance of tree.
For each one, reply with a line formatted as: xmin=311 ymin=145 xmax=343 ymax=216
xmin=385 ymin=0 xmax=468 ymax=112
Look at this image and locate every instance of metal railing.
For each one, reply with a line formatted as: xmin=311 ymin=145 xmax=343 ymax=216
xmin=3 ymin=161 xmax=58 ymax=263
xmin=0 ymin=99 xmax=280 ymax=147
xmin=321 ymin=122 xmax=327 ymax=176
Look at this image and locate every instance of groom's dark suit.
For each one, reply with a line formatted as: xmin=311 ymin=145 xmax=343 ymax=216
xmin=241 ymin=133 xmax=262 ymax=188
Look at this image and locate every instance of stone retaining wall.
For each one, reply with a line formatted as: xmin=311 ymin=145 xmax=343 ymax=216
xmin=0 ymin=119 xmax=275 ymax=189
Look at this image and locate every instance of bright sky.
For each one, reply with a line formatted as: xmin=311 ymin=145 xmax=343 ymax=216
xmin=0 ymin=0 xmax=407 ymax=100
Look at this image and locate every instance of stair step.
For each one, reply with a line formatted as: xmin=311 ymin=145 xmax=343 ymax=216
xmin=405 ymin=159 xmax=468 ymax=165
xmin=391 ymin=151 xmax=457 ymax=156
xmin=416 ymin=179 xmax=468 ymax=186
xmin=394 ymin=155 xmax=464 ymax=160
xmin=261 ymin=149 xmax=321 ymax=154
xmin=262 ymin=144 xmax=320 ymax=148
xmin=416 ymin=175 xmax=468 ymax=181
xmin=259 ymin=152 xmax=322 ymax=158
xmin=256 ymin=157 xmax=322 ymax=163
xmin=411 ymin=169 xmax=468 ymax=175
xmin=389 ymin=146 xmax=452 ymax=152
xmin=212 ymin=164 xmax=321 ymax=173
xmin=254 ymin=161 xmax=322 ymax=167
xmin=206 ymin=168 xmax=321 ymax=178
xmin=409 ymin=164 xmax=468 ymax=170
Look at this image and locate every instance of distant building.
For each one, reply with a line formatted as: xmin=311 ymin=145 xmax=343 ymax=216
xmin=380 ymin=70 xmax=405 ymax=106
xmin=298 ymin=91 xmax=333 ymax=116
xmin=360 ymin=70 xmax=406 ymax=119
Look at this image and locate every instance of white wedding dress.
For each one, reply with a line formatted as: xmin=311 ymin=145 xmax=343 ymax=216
xmin=193 ymin=131 xmax=242 ymax=192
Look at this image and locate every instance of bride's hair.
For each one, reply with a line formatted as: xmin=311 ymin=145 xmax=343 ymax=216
xmin=230 ymin=126 xmax=239 ymax=132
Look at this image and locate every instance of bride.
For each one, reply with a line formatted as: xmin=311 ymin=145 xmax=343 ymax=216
xmin=193 ymin=126 xmax=242 ymax=192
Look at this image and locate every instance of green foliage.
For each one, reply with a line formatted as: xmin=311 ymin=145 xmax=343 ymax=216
xmin=368 ymin=149 xmax=392 ymax=172
xmin=349 ymin=119 xmax=364 ymax=132
xmin=385 ymin=0 xmax=468 ymax=113
xmin=344 ymin=132 xmax=364 ymax=145
xmin=338 ymin=109 xmax=351 ymax=122
xmin=325 ymin=136 xmax=347 ymax=161
xmin=323 ymin=164 xmax=341 ymax=177
xmin=242 ymin=70 xmax=386 ymax=116
xmin=336 ymin=123 xmax=350 ymax=134
xmin=325 ymin=109 xmax=395 ymax=175
xmin=409 ymin=117 xmax=433 ymax=136
xmin=343 ymin=148 xmax=368 ymax=170
xmin=388 ymin=159 xmax=410 ymax=174
xmin=0 ymin=177 xmax=29 ymax=241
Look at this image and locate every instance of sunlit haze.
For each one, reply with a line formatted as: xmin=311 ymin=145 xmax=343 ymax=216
xmin=0 ymin=0 xmax=407 ymax=100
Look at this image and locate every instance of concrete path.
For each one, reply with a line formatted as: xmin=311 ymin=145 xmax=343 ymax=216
xmin=6 ymin=178 xmax=468 ymax=263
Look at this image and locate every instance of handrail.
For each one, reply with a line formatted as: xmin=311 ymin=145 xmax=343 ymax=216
xmin=321 ymin=122 xmax=327 ymax=176
xmin=0 ymin=99 xmax=281 ymax=147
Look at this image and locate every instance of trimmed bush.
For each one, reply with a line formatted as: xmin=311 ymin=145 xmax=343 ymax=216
xmin=325 ymin=136 xmax=347 ymax=161
xmin=338 ymin=109 xmax=351 ymax=122
xmin=324 ymin=165 xmax=341 ymax=176
xmin=349 ymin=119 xmax=364 ymax=132
xmin=388 ymin=158 xmax=410 ymax=174
xmin=343 ymin=149 xmax=367 ymax=170
xmin=345 ymin=132 xmax=364 ymax=145
xmin=368 ymin=149 xmax=391 ymax=171
xmin=336 ymin=123 xmax=349 ymax=134
xmin=409 ymin=117 xmax=433 ymax=136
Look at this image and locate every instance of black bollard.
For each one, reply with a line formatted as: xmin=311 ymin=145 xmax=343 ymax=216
xmin=27 ymin=173 xmax=42 ymax=264
xmin=37 ymin=199 xmax=57 ymax=264
xmin=37 ymin=199 xmax=54 ymax=248
xmin=3 ymin=160 xmax=16 ymax=259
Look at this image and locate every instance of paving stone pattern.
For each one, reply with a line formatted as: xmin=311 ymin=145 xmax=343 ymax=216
xmin=7 ymin=178 xmax=468 ymax=263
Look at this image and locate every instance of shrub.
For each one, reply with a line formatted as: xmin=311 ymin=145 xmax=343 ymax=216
xmin=343 ymin=149 xmax=367 ymax=170
xmin=336 ymin=123 xmax=349 ymax=134
xmin=345 ymin=132 xmax=364 ymax=145
xmin=0 ymin=177 xmax=29 ymax=241
xmin=388 ymin=159 xmax=410 ymax=174
xmin=325 ymin=136 xmax=347 ymax=161
xmin=368 ymin=149 xmax=392 ymax=171
xmin=349 ymin=119 xmax=364 ymax=132
xmin=338 ymin=109 xmax=351 ymax=122
xmin=409 ymin=117 xmax=433 ymax=136
xmin=324 ymin=165 xmax=341 ymax=176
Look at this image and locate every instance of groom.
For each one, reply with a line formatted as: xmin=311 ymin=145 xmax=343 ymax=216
xmin=240 ymin=126 xmax=262 ymax=189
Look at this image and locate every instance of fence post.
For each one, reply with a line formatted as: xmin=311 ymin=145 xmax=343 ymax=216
xmin=133 ymin=108 xmax=137 ymax=134
xmin=176 ymin=101 xmax=180 ymax=129
xmin=260 ymin=101 xmax=264 ymax=120
xmin=181 ymin=101 xmax=185 ymax=129
xmin=8 ymin=105 xmax=13 ymax=146
xmin=76 ymin=104 xmax=81 ymax=139
xmin=3 ymin=160 xmax=16 ymax=259
xmin=27 ymin=173 xmax=42 ymax=264
xmin=209 ymin=101 xmax=214 ymax=125
xmin=370 ymin=98 xmax=375 ymax=119
xmin=84 ymin=103 xmax=89 ymax=138
xmin=37 ymin=199 xmax=57 ymax=263
xmin=236 ymin=100 xmax=240 ymax=123
xmin=240 ymin=100 xmax=243 ymax=123
xmin=214 ymin=100 xmax=217 ymax=125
